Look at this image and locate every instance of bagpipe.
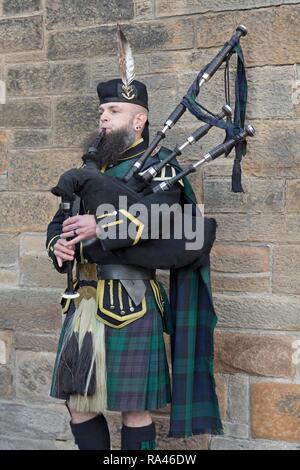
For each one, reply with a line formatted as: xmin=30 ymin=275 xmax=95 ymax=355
xmin=50 ymin=25 xmax=255 ymax=299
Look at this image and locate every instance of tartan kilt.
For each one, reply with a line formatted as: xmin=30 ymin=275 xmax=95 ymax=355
xmin=50 ymin=281 xmax=172 ymax=412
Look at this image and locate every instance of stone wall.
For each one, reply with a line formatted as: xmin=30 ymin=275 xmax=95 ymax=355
xmin=0 ymin=0 xmax=299 ymax=450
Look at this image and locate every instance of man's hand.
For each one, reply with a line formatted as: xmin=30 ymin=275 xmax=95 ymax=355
xmin=53 ymin=238 xmax=75 ymax=268
xmin=60 ymin=215 xmax=97 ymax=245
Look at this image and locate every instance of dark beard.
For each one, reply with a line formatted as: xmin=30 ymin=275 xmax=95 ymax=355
xmin=82 ymin=128 xmax=135 ymax=167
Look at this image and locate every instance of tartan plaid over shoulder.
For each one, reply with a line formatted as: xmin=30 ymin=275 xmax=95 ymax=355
xmin=159 ymin=148 xmax=223 ymax=437
xmin=105 ymin=147 xmax=223 ymax=438
xmin=169 ymin=265 xmax=223 ymax=437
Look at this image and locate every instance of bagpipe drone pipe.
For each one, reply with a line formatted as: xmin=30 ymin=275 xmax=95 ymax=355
xmin=50 ymin=25 xmax=254 ymax=297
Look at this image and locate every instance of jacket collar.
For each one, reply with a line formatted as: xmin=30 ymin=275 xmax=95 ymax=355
xmin=118 ymin=138 xmax=147 ymax=161
xmin=100 ymin=138 xmax=148 ymax=173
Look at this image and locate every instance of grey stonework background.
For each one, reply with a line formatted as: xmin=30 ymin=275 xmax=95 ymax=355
xmin=0 ymin=0 xmax=299 ymax=450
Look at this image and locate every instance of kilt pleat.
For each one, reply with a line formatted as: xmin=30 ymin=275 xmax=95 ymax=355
xmin=105 ymin=287 xmax=171 ymax=411
xmin=50 ymin=283 xmax=171 ymax=411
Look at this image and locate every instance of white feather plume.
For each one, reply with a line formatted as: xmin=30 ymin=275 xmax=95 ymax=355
xmin=117 ymin=24 xmax=135 ymax=97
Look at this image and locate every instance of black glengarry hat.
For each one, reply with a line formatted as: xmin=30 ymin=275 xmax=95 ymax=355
xmin=96 ymin=26 xmax=150 ymax=144
xmin=97 ymin=78 xmax=148 ymax=110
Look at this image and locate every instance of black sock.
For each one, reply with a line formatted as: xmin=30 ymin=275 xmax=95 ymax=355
xmin=121 ymin=422 xmax=156 ymax=450
xmin=70 ymin=414 xmax=110 ymax=450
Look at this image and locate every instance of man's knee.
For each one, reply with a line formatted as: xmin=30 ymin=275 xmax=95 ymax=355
xmin=65 ymin=402 xmax=98 ymax=424
xmin=70 ymin=411 xmax=99 ymax=424
xmin=122 ymin=410 xmax=152 ymax=427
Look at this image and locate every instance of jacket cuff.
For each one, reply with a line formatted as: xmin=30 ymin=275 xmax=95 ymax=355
xmin=47 ymin=234 xmax=68 ymax=273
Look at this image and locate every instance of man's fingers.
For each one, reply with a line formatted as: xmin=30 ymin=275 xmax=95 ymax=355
xmin=62 ymin=223 xmax=80 ymax=233
xmin=60 ymin=231 xmax=78 ymax=239
xmin=57 ymin=255 xmax=63 ymax=268
xmin=62 ymin=215 xmax=80 ymax=227
xmin=54 ymin=250 xmax=74 ymax=262
xmin=55 ymin=240 xmax=75 ymax=256
xmin=57 ymin=242 xmax=75 ymax=254
xmin=65 ymin=234 xmax=83 ymax=245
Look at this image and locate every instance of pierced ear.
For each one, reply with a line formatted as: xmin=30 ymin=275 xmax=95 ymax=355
xmin=134 ymin=113 xmax=148 ymax=129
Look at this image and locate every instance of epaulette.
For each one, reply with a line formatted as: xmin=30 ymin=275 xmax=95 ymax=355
xmin=152 ymin=163 xmax=184 ymax=187
xmin=139 ymin=146 xmax=184 ymax=186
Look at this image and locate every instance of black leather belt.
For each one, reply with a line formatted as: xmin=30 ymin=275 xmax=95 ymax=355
xmin=96 ymin=264 xmax=156 ymax=280
xmin=96 ymin=264 xmax=156 ymax=306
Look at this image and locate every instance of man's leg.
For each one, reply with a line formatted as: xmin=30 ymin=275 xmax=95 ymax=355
xmin=70 ymin=409 xmax=98 ymax=424
xmin=121 ymin=411 xmax=157 ymax=450
xmin=66 ymin=402 xmax=110 ymax=450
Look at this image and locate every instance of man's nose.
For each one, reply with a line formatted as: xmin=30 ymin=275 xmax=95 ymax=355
xmin=100 ymin=110 xmax=109 ymax=124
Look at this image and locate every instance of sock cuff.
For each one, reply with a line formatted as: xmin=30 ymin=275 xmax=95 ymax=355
xmin=70 ymin=413 xmax=110 ymax=450
xmin=121 ymin=422 xmax=156 ymax=441
xmin=70 ymin=413 xmax=107 ymax=431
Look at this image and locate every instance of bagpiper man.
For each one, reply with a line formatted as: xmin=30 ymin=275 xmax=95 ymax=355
xmin=46 ymin=28 xmax=223 ymax=450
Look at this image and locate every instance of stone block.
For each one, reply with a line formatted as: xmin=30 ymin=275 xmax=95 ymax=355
xmin=0 ymin=234 xmax=19 ymax=268
xmin=212 ymin=273 xmax=271 ymax=293
xmin=148 ymin=48 xmax=220 ymax=75
xmin=215 ymin=331 xmax=296 ymax=377
xmin=3 ymin=0 xmax=41 ymax=15
xmin=0 ymin=330 xmax=13 ymax=364
xmin=210 ymin=436 xmax=300 ymax=450
xmin=134 ymin=0 xmax=154 ymax=20
xmin=0 ymin=131 xmax=8 ymax=174
xmin=243 ymin=120 xmax=300 ymax=178
xmin=91 ymin=53 xmax=148 ymax=87
xmin=46 ymin=0 xmax=134 ymax=30
xmin=215 ymin=374 xmax=227 ymax=419
xmin=286 ymin=180 xmax=300 ymax=212
xmin=0 ymin=365 xmax=13 ymax=397
xmin=53 ymin=96 xmax=98 ymax=147
xmin=211 ymin=244 xmax=270 ymax=273
xmin=0 ymin=436 xmax=60 ymax=450
xmin=7 ymin=62 xmax=90 ymax=97
xmin=0 ymin=16 xmax=43 ymax=53
xmin=0 ymin=270 xmax=18 ymax=284
xmin=223 ymin=421 xmax=249 ymax=439
xmin=0 ymin=402 xmax=69 ymax=440
xmin=20 ymin=233 xmax=66 ymax=288
xmin=247 ymin=66 xmax=295 ymax=119
xmin=47 ymin=19 xmax=194 ymax=61
xmin=228 ymin=374 xmax=249 ymax=424
xmin=15 ymin=331 xmax=58 ymax=353
xmin=157 ymin=0 xmax=300 ymax=18
xmin=0 ymin=192 xmax=57 ymax=232
xmin=273 ymin=245 xmax=300 ymax=295
xmin=195 ymin=5 xmax=300 ymax=67
xmin=16 ymin=350 xmax=56 ymax=402
xmin=11 ymin=129 xmax=52 ymax=149
xmin=0 ymin=99 xmax=51 ymax=128
xmin=214 ymin=294 xmax=300 ymax=331
xmin=0 ymin=287 xmax=62 ymax=333
xmin=8 ymin=149 xmax=81 ymax=191
xmin=286 ymin=215 xmax=300 ymax=243
xmin=213 ymin=213 xmax=294 ymax=243
xmin=251 ymin=382 xmax=300 ymax=443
